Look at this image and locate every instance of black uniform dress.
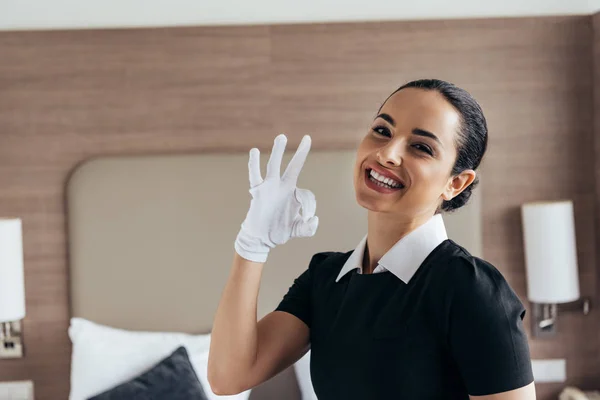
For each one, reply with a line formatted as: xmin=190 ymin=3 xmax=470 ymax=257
xmin=276 ymin=239 xmax=534 ymax=399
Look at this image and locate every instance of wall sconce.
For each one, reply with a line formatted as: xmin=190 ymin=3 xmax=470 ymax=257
xmin=0 ymin=218 xmax=26 ymax=358
xmin=521 ymin=201 xmax=590 ymax=338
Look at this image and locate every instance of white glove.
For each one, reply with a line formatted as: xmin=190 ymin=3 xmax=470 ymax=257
xmin=234 ymin=134 xmax=319 ymax=263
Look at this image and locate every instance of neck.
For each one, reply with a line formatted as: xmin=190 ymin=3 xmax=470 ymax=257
xmin=363 ymin=211 xmax=434 ymax=274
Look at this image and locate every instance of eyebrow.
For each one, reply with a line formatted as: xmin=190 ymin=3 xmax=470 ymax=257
xmin=376 ymin=113 xmax=396 ymax=127
xmin=412 ymin=128 xmax=443 ymax=147
xmin=375 ymin=113 xmax=443 ymax=147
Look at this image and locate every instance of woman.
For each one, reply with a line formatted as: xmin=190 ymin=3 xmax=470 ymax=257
xmin=208 ymin=79 xmax=536 ymax=399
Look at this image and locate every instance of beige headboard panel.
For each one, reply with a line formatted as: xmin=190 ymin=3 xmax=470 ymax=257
xmin=67 ymin=150 xmax=481 ymax=334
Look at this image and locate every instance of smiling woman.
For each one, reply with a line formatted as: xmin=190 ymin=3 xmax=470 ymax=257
xmin=356 ymin=80 xmax=487 ymax=219
xmin=208 ymin=79 xmax=536 ymax=400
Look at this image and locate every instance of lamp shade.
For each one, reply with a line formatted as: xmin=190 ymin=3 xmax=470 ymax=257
xmin=0 ymin=218 xmax=26 ymax=322
xmin=521 ymin=201 xmax=580 ymax=304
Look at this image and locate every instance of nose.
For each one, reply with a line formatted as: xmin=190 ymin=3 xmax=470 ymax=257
xmin=376 ymin=141 xmax=403 ymax=167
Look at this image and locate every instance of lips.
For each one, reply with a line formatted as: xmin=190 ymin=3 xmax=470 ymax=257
xmin=365 ymin=164 xmax=405 ymax=187
xmin=364 ymin=169 xmax=405 ymax=194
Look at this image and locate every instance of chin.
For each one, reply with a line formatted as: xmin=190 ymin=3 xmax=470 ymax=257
xmin=356 ymin=196 xmax=387 ymax=212
xmin=354 ymin=182 xmax=402 ymax=213
xmin=355 ymin=193 xmax=391 ymax=212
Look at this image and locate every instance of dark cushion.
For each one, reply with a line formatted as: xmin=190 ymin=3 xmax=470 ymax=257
xmin=88 ymin=346 xmax=208 ymax=400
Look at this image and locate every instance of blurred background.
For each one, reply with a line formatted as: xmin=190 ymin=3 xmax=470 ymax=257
xmin=1 ymin=1 xmax=600 ymax=399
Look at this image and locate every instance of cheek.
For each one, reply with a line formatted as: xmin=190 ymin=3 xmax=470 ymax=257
xmin=410 ymin=161 xmax=452 ymax=193
xmin=356 ymin=137 xmax=371 ymax=155
xmin=354 ymin=140 xmax=371 ymax=173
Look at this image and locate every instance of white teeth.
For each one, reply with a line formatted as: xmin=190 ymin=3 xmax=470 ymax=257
xmin=369 ymin=169 xmax=401 ymax=188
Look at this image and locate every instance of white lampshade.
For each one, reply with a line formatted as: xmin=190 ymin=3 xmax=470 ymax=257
xmin=0 ymin=218 xmax=26 ymax=322
xmin=521 ymin=201 xmax=580 ymax=304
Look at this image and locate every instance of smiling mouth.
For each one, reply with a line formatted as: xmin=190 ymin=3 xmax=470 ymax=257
xmin=365 ymin=168 xmax=405 ymax=190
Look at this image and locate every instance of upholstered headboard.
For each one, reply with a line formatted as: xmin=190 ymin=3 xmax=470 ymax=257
xmin=66 ymin=150 xmax=481 ymax=399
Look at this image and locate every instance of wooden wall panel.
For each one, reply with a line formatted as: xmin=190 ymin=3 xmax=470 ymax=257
xmin=593 ymin=11 xmax=600 ymax=397
xmin=0 ymin=16 xmax=597 ymax=399
xmin=478 ymin=16 xmax=599 ymax=395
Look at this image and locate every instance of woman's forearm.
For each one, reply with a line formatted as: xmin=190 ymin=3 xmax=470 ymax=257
xmin=208 ymin=252 xmax=264 ymax=393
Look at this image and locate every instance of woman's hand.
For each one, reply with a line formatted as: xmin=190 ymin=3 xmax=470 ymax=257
xmin=234 ymin=134 xmax=319 ymax=263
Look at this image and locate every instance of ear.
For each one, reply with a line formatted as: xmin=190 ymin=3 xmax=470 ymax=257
xmin=442 ymin=170 xmax=476 ymax=201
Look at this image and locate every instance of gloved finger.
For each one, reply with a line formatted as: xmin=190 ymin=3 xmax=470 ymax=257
xmin=282 ymin=135 xmax=311 ymax=185
xmin=292 ymin=216 xmax=319 ymax=238
xmin=266 ymin=134 xmax=287 ymax=180
xmin=248 ymin=148 xmax=263 ymax=188
xmin=295 ymin=188 xmax=316 ymax=219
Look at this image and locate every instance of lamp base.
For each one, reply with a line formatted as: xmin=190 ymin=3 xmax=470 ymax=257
xmin=532 ymin=303 xmax=557 ymax=338
xmin=0 ymin=321 xmax=24 ymax=359
xmin=531 ymin=297 xmax=592 ymax=338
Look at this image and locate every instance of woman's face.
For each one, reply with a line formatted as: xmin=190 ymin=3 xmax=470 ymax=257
xmin=354 ymin=87 xmax=474 ymax=218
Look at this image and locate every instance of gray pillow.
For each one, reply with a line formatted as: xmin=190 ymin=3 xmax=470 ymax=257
xmin=88 ymin=346 xmax=208 ymax=400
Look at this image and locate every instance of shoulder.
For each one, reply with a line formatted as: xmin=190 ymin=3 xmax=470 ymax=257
xmin=305 ymin=251 xmax=353 ymax=287
xmin=434 ymin=241 xmax=523 ymax=308
xmin=308 ymin=251 xmax=351 ymax=274
xmin=433 ymin=240 xmax=508 ymax=286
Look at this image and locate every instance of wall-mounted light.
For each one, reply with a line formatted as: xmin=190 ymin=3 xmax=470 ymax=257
xmin=521 ymin=201 xmax=590 ymax=338
xmin=0 ymin=218 xmax=26 ymax=358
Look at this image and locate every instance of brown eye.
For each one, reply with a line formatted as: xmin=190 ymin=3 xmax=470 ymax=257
xmin=413 ymin=143 xmax=433 ymax=156
xmin=372 ymin=126 xmax=391 ymax=137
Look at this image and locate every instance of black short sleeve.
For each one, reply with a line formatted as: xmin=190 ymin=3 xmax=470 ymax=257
xmin=275 ymin=252 xmax=330 ymax=328
xmin=448 ymin=256 xmax=534 ymax=396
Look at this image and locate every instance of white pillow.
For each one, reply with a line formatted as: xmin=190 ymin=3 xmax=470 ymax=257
xmin=293 ymin=350 xmax=318 ymax=400
xmin=68 ymin=318 xmax=251 ymax=400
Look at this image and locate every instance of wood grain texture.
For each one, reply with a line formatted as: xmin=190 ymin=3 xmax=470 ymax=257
xmin=0 ymin=16 xmax=598 ymax=399
xmin=593 ymin=10 xmax=600 ymax=395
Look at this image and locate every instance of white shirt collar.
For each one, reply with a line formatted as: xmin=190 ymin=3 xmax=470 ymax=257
xmin=335 ymin=214 xmax=448 ymax=284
